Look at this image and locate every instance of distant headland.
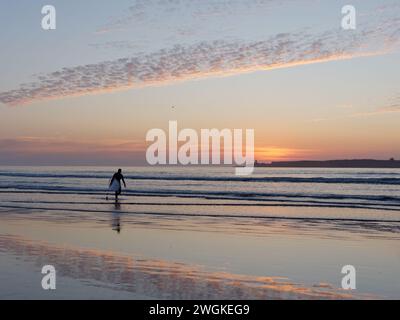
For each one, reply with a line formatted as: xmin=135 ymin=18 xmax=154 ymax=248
xmin=254 ymin=159 xmax=400 ymax=168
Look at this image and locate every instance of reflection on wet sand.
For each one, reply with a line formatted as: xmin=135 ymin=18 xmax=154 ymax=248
xmin=0 ymin=235 xmax=370 ymax=299
xmin=111 ymin=202 xmax=121 ymax=234
xmin=3 ymin=205 xmax=400 ymax=241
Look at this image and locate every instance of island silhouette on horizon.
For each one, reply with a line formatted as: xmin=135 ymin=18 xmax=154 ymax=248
xmin=254 ymin=158 xmax=400 ymax=168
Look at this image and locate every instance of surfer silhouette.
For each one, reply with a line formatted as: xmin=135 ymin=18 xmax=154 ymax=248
xmin=109 ymin=169 xmax=126 ymax=202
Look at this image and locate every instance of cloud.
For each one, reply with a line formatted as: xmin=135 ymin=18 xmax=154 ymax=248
xmin=0 ymin=137 xmax=148 ymax=165
xmin=0 ymin=136 xmax=145 ymax=153
xmin=380 ymin=93 xmax=400 ymax=113
xmin=1 ymin=5 xmax=399 ymax=106
xmin=305 ymin=91 xmax=400 ymax=122
xmin=88 ymin=41 xmax=144 ymax=51
xmin=255 ymin=146 xmax=316 ymax=161
xmin=350 ymin=94 xmax=400 ymax=117
xmin=336 ymin=104 xmax=354 ymax=109
xmin=377 ymin=104 xmax=400 ymax=114
xmin=95 ymin=0 xmax=298 ymax=34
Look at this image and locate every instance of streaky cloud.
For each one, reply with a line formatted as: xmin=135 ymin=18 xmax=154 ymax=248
xmin=1 ymin=16 xmax=399 ymax=106
xmin=95 ymin=0 xmax=299 ymax=34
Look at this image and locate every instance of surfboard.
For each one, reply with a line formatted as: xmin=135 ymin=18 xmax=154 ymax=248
xmin=109 ymin=179 xmax=121 ymax=192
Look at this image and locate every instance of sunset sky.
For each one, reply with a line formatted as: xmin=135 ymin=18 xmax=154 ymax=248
xmin=1 ymin=0 xmax=400 ymax=165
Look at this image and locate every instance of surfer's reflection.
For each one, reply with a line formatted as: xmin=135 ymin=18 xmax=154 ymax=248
xmin=111 ymin=202 xmax=122 ymax=234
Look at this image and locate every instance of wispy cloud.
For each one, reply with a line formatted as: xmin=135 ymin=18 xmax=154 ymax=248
xmin=255 ymin=146 xmax=316 ymax=161
xmin=95 ymin=0 xmax=298 ymax=34
xmin=336 ymin=104 xmax=354 ymax=109
xmin=351 ymin=93 xmax=400 ymax=117
xmin=88 ymin=40 xmax=144 ymax=51
xmin=376 ymin=104 xmax=400 ymax=114
xmin=0 ymin=136 xmax=145 ymax=153
xmin=313 ymin=93 xmax=400 ymax=121
xmin=0 ymin=3 xmax=399 ymax=106
xmin=0 ymin=137 xmax=147 ymax=165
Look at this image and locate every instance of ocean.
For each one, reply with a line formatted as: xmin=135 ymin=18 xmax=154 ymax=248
xmin=1 ymin=166 xmax=400 ymax=220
